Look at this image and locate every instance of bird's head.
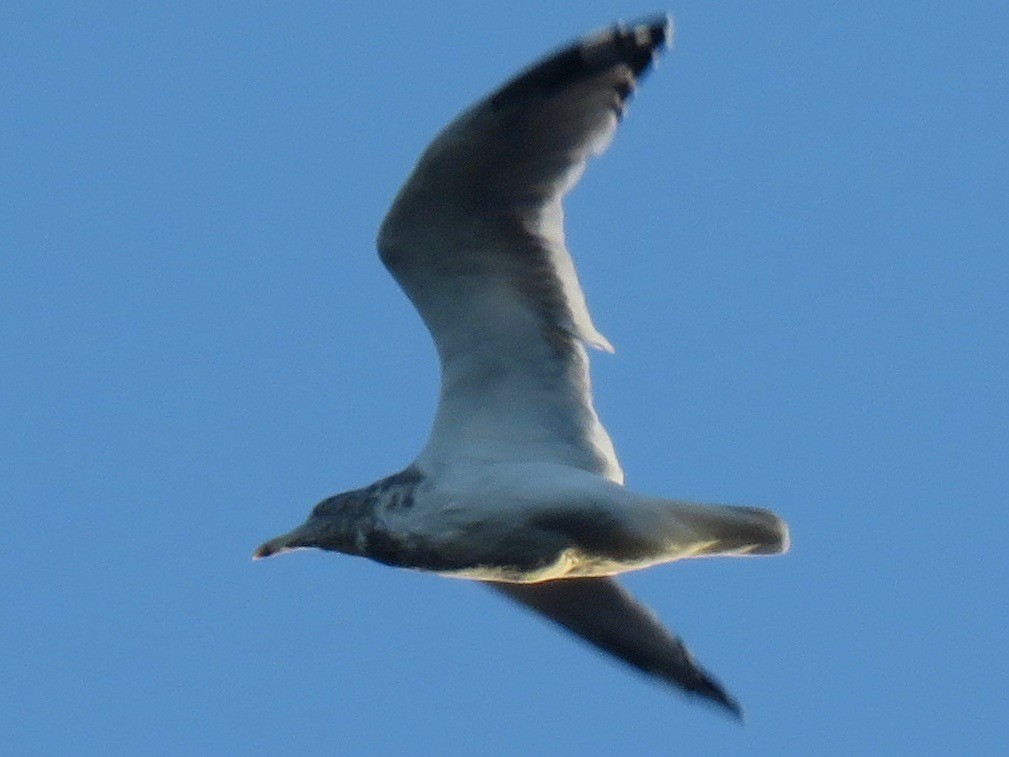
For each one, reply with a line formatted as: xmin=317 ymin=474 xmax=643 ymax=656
xmin=253 ymin=492 xmax=367 ymax=560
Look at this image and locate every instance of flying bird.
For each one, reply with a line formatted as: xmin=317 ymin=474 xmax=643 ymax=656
xmin=255 ymin=14 xmax=789 ymax=719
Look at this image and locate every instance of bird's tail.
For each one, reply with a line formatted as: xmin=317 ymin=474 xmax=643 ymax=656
xmin=647 ymin=499 xmax=790 ymax=559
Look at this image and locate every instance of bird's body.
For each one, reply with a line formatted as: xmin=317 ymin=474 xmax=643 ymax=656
xmin=256 ymin=14 xmax=789 ymax=719
xmin=261 ymin=460 xmax=784 ymax=585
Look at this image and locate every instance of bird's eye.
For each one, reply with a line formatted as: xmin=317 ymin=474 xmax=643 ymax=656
xmin=312 ymin=498 xmax=336 ymax=517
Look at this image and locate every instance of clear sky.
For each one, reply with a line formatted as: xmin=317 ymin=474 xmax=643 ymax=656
xmin=4 ymin=1 xmax=1007 ymax=754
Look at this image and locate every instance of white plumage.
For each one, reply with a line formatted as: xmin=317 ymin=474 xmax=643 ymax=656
xmin=256 ymin=14 xmax=789 ymax=719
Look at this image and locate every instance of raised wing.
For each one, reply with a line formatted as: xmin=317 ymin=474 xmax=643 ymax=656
xmin=377 ymin=16 xmax=671 ymax=481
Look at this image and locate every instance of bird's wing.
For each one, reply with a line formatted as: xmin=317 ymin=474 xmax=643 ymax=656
xmin=487 ymin=576 xmax=743 ymax=719
xmin=377 ymin=16 xmax=671 ymax=482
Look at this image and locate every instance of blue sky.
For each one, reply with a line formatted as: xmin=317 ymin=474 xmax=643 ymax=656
xmin=3 ymin=1 xmax=1007 ymax=753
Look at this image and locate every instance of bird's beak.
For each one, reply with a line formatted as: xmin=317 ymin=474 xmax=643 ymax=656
xmin=253 ymin=523 xmax=314 ymax=560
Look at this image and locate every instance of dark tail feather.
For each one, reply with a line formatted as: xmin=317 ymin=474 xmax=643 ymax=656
xmin=486 ymin=576 xmax=743 ymax=720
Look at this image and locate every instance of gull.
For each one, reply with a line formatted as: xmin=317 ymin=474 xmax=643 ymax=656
xmin=255 ymin=14 xmax=789 ymax=719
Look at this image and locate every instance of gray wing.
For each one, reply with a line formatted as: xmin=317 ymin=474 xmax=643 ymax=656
xmin=487 ymin=576 xmax=743 ymax=719
xmin=377 ymin=16 xmax=671 ymax=481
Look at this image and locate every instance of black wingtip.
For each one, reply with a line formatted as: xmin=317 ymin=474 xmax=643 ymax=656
xmin=681 ymin=660 xmax=745 ymax=722
xmin=490 ymin=14 xmax=673 ymax=109
xmin=705 ymin=684 xmax=746 ymax=723
xmin=631 ymin=12 xmax=674 ymax=50
xmin=612 ymin=13 xmax=674 ymax=78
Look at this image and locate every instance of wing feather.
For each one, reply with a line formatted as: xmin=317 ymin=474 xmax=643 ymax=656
xmin=377 ymin=17 xmax=671 ymax=479
xmin=487 ymin=576 xmax=743 ymax=718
